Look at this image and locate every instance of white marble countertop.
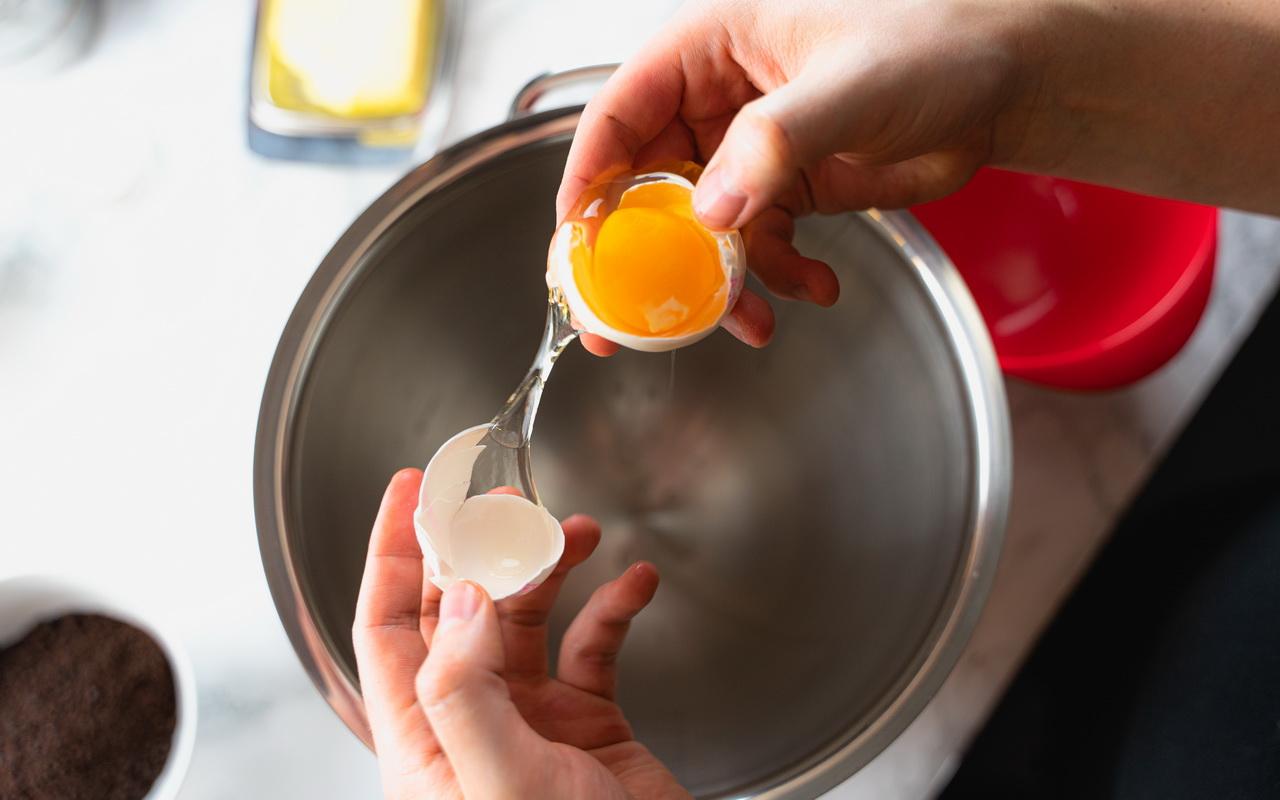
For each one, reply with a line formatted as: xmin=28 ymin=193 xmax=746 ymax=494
xmin=2 ymin=1 xmax=1278 ymax=798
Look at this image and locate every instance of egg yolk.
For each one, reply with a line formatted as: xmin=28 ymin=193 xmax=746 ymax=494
xmin=570 ymin=181 xmax=726 ymax=337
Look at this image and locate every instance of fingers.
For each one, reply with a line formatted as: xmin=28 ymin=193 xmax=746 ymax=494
xmin=693 ymin=55 xmax=862 ymax=231
xmin=557 ymin=562 xmax=660 ymax=700
xmin=721 ymin=287 xmax=776 ymax=348
xmin=496 ymin=514 xmax=603 ymax=679
xmin=417 ymin=582 xmax=543 ymax=798
xmin=557 ymin=43 xmax=686 ymax=221
xmin=351 ymin=470 xmax=438 ymax=782
xmin=580 ymin=332 xmax=621 ymax=357
xmin=813 ymin=148 xmax=987 ymax=211
xmin=742 ymin=207 xmax=840 ymax=306
xmin=419 ymin=579 xmax=443 ymax=647
xmin=633 ymin=118 xmax=698 ymax=170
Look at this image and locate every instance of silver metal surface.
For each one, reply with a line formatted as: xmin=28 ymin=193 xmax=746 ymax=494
xmin=255 ymin=109 xmax=1010 ymax=799
xmin=508 ymin=64 xmax=617 ymax=119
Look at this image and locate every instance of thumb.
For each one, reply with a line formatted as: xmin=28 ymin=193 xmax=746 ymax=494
xmin=416 ymin=581 xmax=544 ymax=797
xmin=693 ymin=63 xmax=850 ymax=231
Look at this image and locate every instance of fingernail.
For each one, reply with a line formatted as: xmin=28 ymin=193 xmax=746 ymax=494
xmin=441 ymin=581 xmax=481 ymax=622
xmin=792 ymin=285 xmax=813 ymax=303
xmin=693 ymin=168 xmax=748 ymax=230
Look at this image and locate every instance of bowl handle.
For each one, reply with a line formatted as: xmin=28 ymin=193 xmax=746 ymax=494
xmin=508 ymin=64 xmax=619 ymax=120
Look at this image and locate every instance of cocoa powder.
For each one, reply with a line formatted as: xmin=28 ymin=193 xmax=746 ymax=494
xmin=0 ymin=613 xmax=177 ymax=799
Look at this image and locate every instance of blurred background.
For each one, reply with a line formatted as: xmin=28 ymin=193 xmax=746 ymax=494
xmin=5 ymin=2 xmax=1280 ymax=799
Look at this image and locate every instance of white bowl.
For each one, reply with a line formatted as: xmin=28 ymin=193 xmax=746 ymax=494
xmin=0 ymin=575 xmax=197 ymax=800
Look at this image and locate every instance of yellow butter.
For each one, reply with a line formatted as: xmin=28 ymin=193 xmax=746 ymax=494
xmin=259 ymin=0 xmax=434 ymax=120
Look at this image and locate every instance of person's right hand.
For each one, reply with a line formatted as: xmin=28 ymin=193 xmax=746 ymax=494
xmin=560 ymin=0 xmax=1040 ymax=355
xmin=563 ymin=0 xmax=1280 ymax=358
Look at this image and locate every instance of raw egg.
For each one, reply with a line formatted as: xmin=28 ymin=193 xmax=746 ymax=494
xmin=548 ymin=163 xmax=745 ymax=352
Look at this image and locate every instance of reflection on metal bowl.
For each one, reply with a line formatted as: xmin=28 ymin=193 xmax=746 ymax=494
xmin=255 ymin=109 xmax=1010 ymax=798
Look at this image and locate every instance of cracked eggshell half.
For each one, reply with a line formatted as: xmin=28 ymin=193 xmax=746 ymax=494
xmin=413 ymin=424 xmax=564 ymax=601
xmin=547 ymin=172 xmax=745 ymax=353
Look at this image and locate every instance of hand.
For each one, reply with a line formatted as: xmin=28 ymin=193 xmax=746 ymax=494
xmin=562 ymin=0 xmax=1280 ymax=358
xmin=560 ymin=0 xmax=1036 ymax=356
xmin=352 ymin=469 xmax=689 ymax=800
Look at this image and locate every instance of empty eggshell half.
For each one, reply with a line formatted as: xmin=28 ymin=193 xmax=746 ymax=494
xmin=547 ymin=171 xmax=745 ymax=353
xmin=413 ymin=424 xmax=565 ymax=600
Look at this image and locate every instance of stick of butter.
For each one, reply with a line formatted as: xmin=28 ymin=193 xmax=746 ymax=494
xmin=258 ymin=0 xmax=434 ymax=121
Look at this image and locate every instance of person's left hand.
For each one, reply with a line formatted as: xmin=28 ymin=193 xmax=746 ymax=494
xmin=352 ymin=468 xmax=688 ymax=799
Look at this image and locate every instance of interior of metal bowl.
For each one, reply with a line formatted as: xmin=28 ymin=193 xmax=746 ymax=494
xmin=261 ymin=125 xmax=1004 ymax=798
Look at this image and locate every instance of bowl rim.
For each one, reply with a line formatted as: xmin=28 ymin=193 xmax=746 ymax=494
xmin=0 ymin=574 xmax=198 ymax=800
xmin=253 ymin=106 xmax=1011 ymax=798
xmin=913 ymin=171 xmax=1221 ymax=389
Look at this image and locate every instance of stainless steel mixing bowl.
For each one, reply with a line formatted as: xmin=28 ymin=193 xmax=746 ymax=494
xmin=256 ymin=106 xmax=1010 ymax=799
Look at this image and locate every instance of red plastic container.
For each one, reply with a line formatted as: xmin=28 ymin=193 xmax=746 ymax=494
xmin=912 ymin=168 xmax=1218 ymax=390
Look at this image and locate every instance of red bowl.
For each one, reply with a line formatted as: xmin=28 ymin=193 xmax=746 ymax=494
xmin=912 ymin=168 xmax=1218 ymax=390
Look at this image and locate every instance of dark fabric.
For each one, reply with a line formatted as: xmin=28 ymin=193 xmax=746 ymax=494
xmin=942 ymin=293 xmax=1280 ymax=800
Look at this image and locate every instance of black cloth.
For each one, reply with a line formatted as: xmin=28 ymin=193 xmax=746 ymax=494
xmin=942 ymin=293 xmax=1280 ymax=800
